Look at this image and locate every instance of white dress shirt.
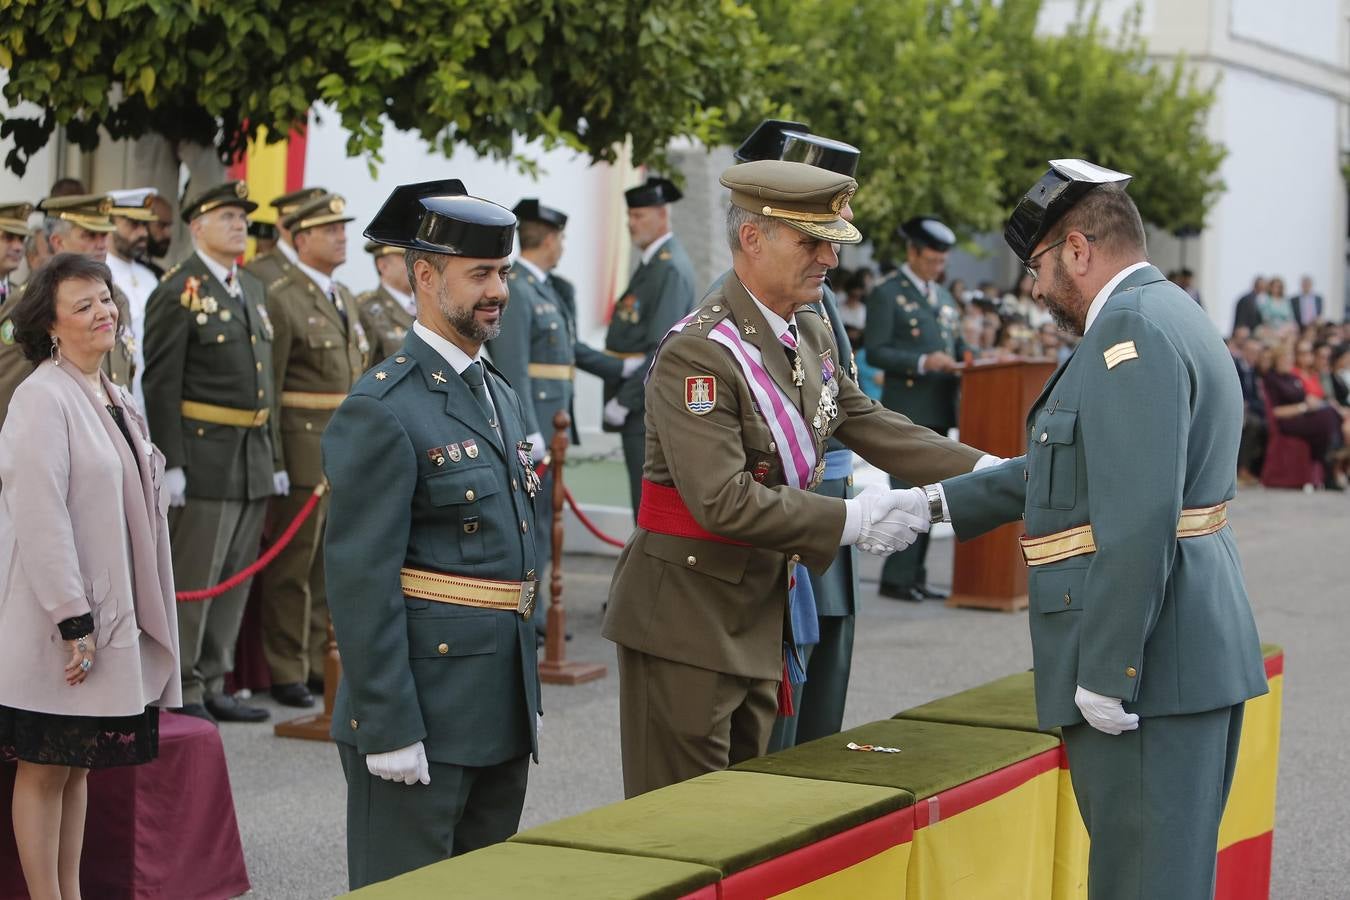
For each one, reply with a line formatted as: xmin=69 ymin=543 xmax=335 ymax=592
xmin=412 ymin=321 xmax=498 ymax=424
xmin=640 ymin=231 xmax=675 ymax=266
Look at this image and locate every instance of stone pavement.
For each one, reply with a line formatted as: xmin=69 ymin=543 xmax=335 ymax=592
xmin=220 ymin=486 xmax=1348 ymax=898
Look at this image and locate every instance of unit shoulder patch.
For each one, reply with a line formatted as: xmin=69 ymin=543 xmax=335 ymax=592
xmin=1103 ymin=340 xmax=1139 ymax=370
xmin=684 ymin=375 xmax=716 ymax=415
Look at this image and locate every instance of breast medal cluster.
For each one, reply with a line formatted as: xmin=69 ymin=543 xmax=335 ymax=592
xmin=516 ymin=440 xmax=542 ymax=499
xmin=812 ymin=351 xmax=839 ymax=436
xmin=426 ymin=439 xmax=480 ymax=468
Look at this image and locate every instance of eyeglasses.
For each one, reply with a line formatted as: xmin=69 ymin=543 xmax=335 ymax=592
xmin=1024 ymin=234 xmax=1095 ymax=281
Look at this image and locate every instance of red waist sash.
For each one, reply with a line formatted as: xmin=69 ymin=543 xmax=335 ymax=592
xmin=637 ymin=480 xmax=751 ymax=546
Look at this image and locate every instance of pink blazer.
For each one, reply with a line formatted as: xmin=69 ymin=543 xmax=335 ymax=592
xmin=0 ymin=360 xmax=181 ymax=716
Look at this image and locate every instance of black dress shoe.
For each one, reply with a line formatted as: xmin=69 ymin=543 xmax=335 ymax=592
xmin=205 ymin=693 xmax=271 ymax=723
xmin=878 ymin=584 xmax=924 ymax=603
xmin=270 ymin=682 xmax=316 ymax=708
xmin=306 ymin=677 xmax=325 ymax=696
xmin=914 ymin=584 xmax=949 ymax=601
xmin=172 ymin=703 xmax=216 ymax=724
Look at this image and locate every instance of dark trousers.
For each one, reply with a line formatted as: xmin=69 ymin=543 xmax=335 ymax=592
xmin=881 ymin=424 xmax=945 ymax=593
xmin=338 ymin=743 xmax=529 ymax=890
xmin=620 ymin=416 xmax=645 ymax=512
xmin=1062 ymin=704 xmax=1245 ymax=900
xmin=617 ymin=646 xmax=778 ymax=798
xmin=530 ymin=466 xmax=554 ymax=637
xmin=1238 ymin=411 xmax=1266 ymax=474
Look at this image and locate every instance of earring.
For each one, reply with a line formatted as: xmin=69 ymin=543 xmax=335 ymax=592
xmin=50 ymin=336 xmax=62 ymax=366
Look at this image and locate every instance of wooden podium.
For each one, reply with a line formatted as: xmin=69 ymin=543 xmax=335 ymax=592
xmin=947 ymin=357 xmax=1057 ymax=612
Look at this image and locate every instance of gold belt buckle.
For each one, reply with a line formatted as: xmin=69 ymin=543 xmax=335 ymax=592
xmin=518 ymin=581 xmax=538 ymax=618
xmin=252 ymin=408 xmax=270 ymax=427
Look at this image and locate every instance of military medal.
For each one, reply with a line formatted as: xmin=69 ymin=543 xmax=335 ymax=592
xmin=354 ymin=319 xmax=370 ymax=354
xmin=517 ymin=441 xmax=541 ymax=499
xmin=202 ymin=295 xmax=219 ymax=315
xmin=464 ymin=438 xmax=479 ymax=459
xmin=256 ymin=304 xmax=274 ymax=340
xmin=180 ymin=276 xmax=202 ymax=311
xmin=219 ymin=309 xmax=232 ymax=323
xmin=791 ymin=354 xmax=805 ymax=387
xmin=751 ymin=460 xmax=772 ymax=483
xmin=427 ymin=446 xmax=446 ymax=467
xmin=808 ymin=456 xmax=826 ymax=490
xmin=447 ymin=443 xmax=462 ymax=462
xmin=196 ymin=313 xmax=208 ymax=325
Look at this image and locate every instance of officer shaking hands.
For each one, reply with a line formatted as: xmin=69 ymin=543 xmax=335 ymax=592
xmin=323 ymin=180 xmax=541 ymax=890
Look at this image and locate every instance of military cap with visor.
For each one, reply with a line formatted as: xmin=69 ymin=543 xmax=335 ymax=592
xmin=1005 ymin=158 xmax=1131 ymax=262
xmin=900 ymin=216 xmax=956 ymax=253
xmin=269 ymin=186 xmax=329 ymax=218
xmin=720 ymin=159 xmax=861 ymax=244
xmin=0 ymin=202 xmax=34 ymax=237
xmin=364 ymin=179 xmax=516 ymax=259
xmin=282 ymin=193 xmax=355 ymax=234
xmin=108 ymin=188 xmax=158 ymax=222
xmin=511 ymin=198 xmax=568 ymax=229
xmin=38 ymin=193 xmax=116 ymax=233
xmin=624 ymin=176 xmax=683 ymax=209
xmin=363 ymin=240 xmax=405 ymax=259
xmin=181 ymin=180 xmax=258 ymax=223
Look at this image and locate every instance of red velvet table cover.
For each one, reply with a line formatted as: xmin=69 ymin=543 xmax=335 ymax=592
xmin=1 ymin=711 xmax=250 ymax=899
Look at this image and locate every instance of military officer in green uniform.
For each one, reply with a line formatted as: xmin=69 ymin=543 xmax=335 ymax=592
xmin=258 ymin=192 xmax=367 ymax=707
xmin=323 ymin=179 xmax=541 ymax=889
xmin=713 ymin=121 xmax=869 ymax=751
xmin=355 ymin=241 xmax=414 ymax=366
xmin=603 ymin=177 xmax=697 ymax=509
xmin=244 ymin=186 xmax=328 ymax=288
xmin=0 ymin=201 xmax=33 ymax=426
xmin=917 ymin=160 xmax=1267 ymax=900
xmin=865 ymin=215 xmax=965 ymax=603
xmin=143 ymin=181 xmax=279 ymax=723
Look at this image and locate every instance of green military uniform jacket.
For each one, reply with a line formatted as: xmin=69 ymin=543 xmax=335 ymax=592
xmin=603 ymin=234 xmax=697 ymax=429
xmin=864 ymin=269 xmax=965 ymax=430
xmin=487 ymin=263 xmax=573 ymax=440
xmin=356 ymin=284 xmax=415 ymax=368
xmin=142 ymin=252 xmax=277 ymax=501
xmin=602 ymin=275 xmax=982 ymax=680
xmin=940 ymin=265 xmax=1267 ymax=728
xmin=322 ymin=330 xmax=541 ymax=767
xmin=244 ymin=247 xmax=293 ymax=290
xmin=266 ymin=267 xmax=368 ymax=487
xmin=0 ymin=281 xmax=136 ymax=426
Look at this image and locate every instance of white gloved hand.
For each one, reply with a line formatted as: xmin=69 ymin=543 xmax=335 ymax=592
xmin=526 ymin=432 xmax=547 ymax=464
xmin=603 ymin=398 xmax=629 ymax=427
xmin=165 ymin=467 xmax=187 ymax=508
xmin=620 ymin=356 xmax=646 ymax=378
xmin=272 ymin=470 xmax=291 ymax=496
xmin=1074 ymin=685 xmax=1140 ymax=736
xmin=843 ymin=486 xmax=928 ymax=555
xmin=973 ymin=454 xmax=1007 ymax=471
xmin=366 ymin=740 xmax=431 ymax=786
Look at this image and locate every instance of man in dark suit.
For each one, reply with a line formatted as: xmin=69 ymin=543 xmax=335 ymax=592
xmin=323 ymin=180 xmax=540 ymax=889
xmin=1231 ymin=275 xmax=1267 ymax=334
xmin=1290 ymin=276 xmax=1323 ymax=328
xmin=1233 ymin=337 xmax=1266 ymax=484
xmin=864 ymin=216 xmax=965 ymax=602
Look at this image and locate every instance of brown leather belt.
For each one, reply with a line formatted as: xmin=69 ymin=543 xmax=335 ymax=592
xmin=400 ymin=566 xmax=537 ymax=618
xmin=1019 ymin=502 xmax=1229 ymax=567
xmin=181 ymin=400 xmax=270 ymax=428
xmin=281 ymin=390 xmax=346 ymax=410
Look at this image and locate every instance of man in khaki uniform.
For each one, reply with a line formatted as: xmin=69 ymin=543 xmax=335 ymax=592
xmin=0 ymin=202 xmax=33 ymax=423
xmin=603 ymin=160 xmax=998 ymax=797
xmin=245 ymin=186 xmax=328 ymax=288
xmin=143 ymin=180 xmax=279 ymax=723
xmin=259 ymin=192 xmax=368 ymax=707
xmin=356 ymin=241 xmax=414 ymax=366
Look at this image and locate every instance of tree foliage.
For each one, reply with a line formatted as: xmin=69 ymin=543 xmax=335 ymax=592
xmin=0 ymin=0 xmax=767 ymax=175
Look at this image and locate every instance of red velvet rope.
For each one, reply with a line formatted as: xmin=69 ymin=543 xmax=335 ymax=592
xmin=174 ymin=484 xmax=327 ymax=602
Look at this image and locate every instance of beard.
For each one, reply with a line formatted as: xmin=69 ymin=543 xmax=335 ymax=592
xmin=438 ymin=281 xmax=503 ymax=343
xmin=1041 ymin=254 xmax=1086 ymax=335
xmin=144 ymin=235 xmax=170 ymax=259
xmin=114 ymin=233 xmax=147 ymax=260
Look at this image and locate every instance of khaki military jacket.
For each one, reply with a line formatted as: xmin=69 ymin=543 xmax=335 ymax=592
xmin=942 ymin=266 xmax=1267 ymax=727
xmin=266 ymin=268 xmax=368 ymax=487
xmin=356 ymin=284 xmax=414 ymax=368
xmin=142 ymin=252 xmax=277 ymax=501
xmin=602 ymin=275 xmax=982 ymax=680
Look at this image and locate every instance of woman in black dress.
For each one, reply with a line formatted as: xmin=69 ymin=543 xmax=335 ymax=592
xmin=1263 ymin=343 xmax=1348 ymax=489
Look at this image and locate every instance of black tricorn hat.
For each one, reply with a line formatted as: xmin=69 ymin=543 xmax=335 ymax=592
xmin=734 ymin=119 xmax=812 ymax=163
xmin=512 ymin=198 xmax=568 ymax=229
xmin=248 ymin=221 xmax=277 ymax=242
xmin=364 ymin=179 xmax=516 ymax=258
xmin=624 ymin=176 xmax=682 ymax=209
xmin=780 ymin=131 xmax=860 ymax=178
xmin=900 ymin=216 xmax=956 ymax=252
xmin=1005 ymin=159 xmax=1131 ymax=262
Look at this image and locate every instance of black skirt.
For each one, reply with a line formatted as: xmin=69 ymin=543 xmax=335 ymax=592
xmin=0 ymin=704 xmax=159 ymax=769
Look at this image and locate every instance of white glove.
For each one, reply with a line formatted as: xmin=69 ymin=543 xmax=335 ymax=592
xmin=165 ymin=467 xmax=187 ymax=508
xmin=1074 ymin=685 xmax=1140 ymax=736
xmin=366 ymin=740 xmax=431 ymax=786
xmin=526 ymin=432 xmax=547 ymax=464
xmin=272 ymin=470 xmax=291 ymax=496
xmin=973 ymin=454 xmax=1006 ymax=471
xmin=603 ymin=398 xmax=629 ymax=427
xmin=620 ymin=356 xmax=646 ymax=378
xmin=841 ymin=486 xmax=928 ymax=555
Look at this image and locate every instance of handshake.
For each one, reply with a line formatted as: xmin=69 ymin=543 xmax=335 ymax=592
xmin=841 ymin=485 xmax=931 ymax=556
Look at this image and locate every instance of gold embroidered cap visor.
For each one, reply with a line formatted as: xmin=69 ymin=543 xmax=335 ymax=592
xmin=281 ymin=193 xmax=355 ymax=233
xmin=363 ymin=240 xmax=405 ymax=258
xmin=108 ymin=188 xmax=158 ymax=222
xmin=269 ymin=186 xmax=329 ymax=218
xmin=181 ymin=180 xmax=259 ymax=223
xmin=37 ymin=193 xmax=116 ymax=233
xmin=0 ymin=202 xmax=34 ymax=237
xmin=719 ymin=159 xmax=862 ymax=245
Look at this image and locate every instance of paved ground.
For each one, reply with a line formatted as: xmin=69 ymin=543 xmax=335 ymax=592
xmin=220 ymin=486 xmax=1348 ymax=898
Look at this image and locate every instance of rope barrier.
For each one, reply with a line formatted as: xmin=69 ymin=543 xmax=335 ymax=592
xmin=175 ymin=484 xmax=327 ymax=602
xmin=533 ymin=456 xmax=628 ymax=549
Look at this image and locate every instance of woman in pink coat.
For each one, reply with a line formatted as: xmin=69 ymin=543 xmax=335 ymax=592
xmin=0 ymin=253 xmax=180 ymax=900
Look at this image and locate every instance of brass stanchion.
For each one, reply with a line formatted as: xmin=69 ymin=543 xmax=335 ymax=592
xmin=274 ymin=624 xmax=339 ymax=741
xmin=538 ymin=410 xmax=607 ymax=685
